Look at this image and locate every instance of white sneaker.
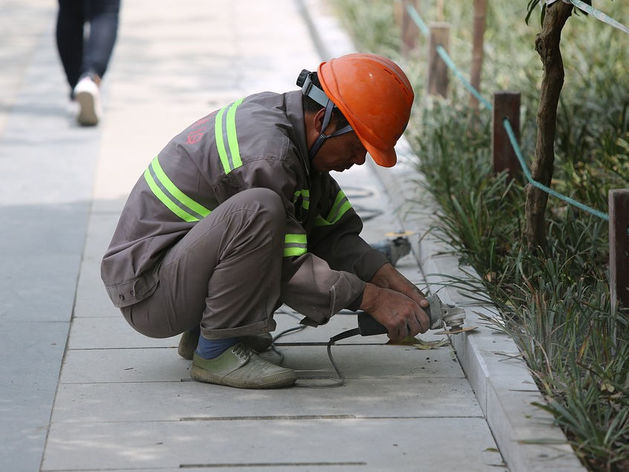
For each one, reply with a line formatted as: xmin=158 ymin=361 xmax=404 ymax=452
xmin=73 ymin=76 xmax=101 ymax=126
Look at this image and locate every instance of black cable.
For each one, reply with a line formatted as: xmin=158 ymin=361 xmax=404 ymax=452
xmin=324 ymin=328 xmax=361 ymax=387
xmin=269 ymin=321 xmax=363 ymax=388
xmin=270 ymin=325 xmax=307 ymax=365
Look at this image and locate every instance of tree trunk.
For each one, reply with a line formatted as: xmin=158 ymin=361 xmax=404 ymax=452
xmin=525 ymin=1 xmax=573 ymax=249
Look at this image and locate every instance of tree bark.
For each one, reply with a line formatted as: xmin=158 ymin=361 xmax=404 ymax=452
xmin=525 ymin=1 xmax=573 ymax=249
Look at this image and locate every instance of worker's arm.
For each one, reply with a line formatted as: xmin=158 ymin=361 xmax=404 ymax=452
xmin=360 ymin=263 xmax=430 ymax=341
xmin=308 ymin=176 xmax=388 ymax=282
xmin=369 ymin=262 xmax=428 ymax=308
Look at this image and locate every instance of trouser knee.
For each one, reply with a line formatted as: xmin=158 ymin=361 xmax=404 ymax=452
xmin=122 ymin=188 xmax=286 ymax=339
xmin=237 ymin=187 xmax=285 ymax=233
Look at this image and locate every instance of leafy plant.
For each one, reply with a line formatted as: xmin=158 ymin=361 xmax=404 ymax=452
xmin=332 ymin=1 xmax=629 ymax=469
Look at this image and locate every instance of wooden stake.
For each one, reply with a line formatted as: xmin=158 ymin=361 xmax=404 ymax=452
xmin=436 ymin=0 xmax=445 ymax=21
xmin=427 ymin=23 xmax=450 ymax=98
xmin=401 ymin=0 xmax=420 ymax=57
xmin=470 ymin=0 xmax=487 ymax=110
xmin=492 ymin=92 xmax=521 ymax=178
xmin=394 ymin=0 xmax=403 ymax=27
xmin=609 ymin=189 xmax=629 ymax=313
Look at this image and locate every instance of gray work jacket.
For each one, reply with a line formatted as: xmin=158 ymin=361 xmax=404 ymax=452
xmin=101 ymin=90 xmax=387 ymax=324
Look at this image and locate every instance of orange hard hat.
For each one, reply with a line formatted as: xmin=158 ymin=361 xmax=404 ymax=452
xmin=317 ymin=53 xmax=414 ymax=167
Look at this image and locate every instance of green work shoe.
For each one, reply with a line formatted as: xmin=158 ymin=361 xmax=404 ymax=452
xmin=178 ymin=329 xmax=273 ymax=360
xmin=191 ymin=343 xmax=296 ymax=389
xmin=178 ymin=328 xmax=201 ymax=360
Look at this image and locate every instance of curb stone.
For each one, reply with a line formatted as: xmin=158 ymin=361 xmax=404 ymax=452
xmin=298 ymin=1 xmax=587 ymax=470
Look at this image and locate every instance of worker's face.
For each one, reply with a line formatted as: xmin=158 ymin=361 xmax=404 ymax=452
xmin=312 ymin=131 xmax=368 ymax=173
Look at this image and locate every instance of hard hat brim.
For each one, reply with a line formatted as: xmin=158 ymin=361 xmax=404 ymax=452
xmin=364 ymin=142 xmax=397 ymax=168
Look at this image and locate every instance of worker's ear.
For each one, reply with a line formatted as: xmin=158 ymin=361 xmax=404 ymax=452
xmin=305 ymin=108 xmax=336 ymax=150
xmin=313 ymin=107 xmax=326 ymax=134
xmin=313 ymin=107 xmax=337 ymax=134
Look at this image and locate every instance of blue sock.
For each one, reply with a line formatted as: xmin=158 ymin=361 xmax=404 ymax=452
xmin=196 ymin=335 xmax=239 ymax=359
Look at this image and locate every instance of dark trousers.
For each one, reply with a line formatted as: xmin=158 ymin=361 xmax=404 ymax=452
xmin=56 ymin=0 xmax=121 ymax=89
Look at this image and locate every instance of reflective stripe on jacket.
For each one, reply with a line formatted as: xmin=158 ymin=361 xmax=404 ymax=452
xmin=101 ymin=91 xmax=387 ymax=323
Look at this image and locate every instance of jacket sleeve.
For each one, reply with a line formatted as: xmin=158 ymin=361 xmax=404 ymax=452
xmin=229 ymin=157 xmax=366 ymax=325
xmin=308 ymin=176 xmax=388 ymax=283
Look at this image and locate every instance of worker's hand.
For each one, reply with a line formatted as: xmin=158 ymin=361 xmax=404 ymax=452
xmin=369 ymin=263 xmax=429 ymax=311
xmin=360 ymin=282 xmax=430 ymax=341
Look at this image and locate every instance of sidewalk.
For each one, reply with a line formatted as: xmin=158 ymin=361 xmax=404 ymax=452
xmin=0 ymin=1 xmax=582 ymax=471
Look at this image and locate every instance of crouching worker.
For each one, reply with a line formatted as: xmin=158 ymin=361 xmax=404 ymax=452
xmin=101 ymin=53 xmax=430 ymax=389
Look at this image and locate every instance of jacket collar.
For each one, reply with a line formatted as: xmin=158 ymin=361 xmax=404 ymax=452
xmin=284 ymin=90 xmax=310 ymax=177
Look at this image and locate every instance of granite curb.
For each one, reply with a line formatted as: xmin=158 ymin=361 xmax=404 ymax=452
xmin=298 ymin=1 xmax=587 ymax=471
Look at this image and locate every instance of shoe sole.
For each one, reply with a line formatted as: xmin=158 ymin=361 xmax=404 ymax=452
xmin=76 ymin=91 xmax=98 ymax=126
xmin=190 ymin=365 xmax=296 ymax=389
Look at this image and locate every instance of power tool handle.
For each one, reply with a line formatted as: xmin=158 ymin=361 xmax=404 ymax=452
xmin=357 ymin=311 xmax=388 ymax=336
xmin=357 ymin=304 xmax=433 ymax=337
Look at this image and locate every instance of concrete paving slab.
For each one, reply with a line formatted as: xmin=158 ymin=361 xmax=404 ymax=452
xmin=67 ymin=316 xmax=175 ymax=350
xmin=42 ymin=418 xmax=504 ymax=471
xmin=59 ymin=348 xmax=188 ymax=384
xmin=73 ymin=263 xmax=119 ymax=318
xmin=59 ymin=343 xmax=462 ymax=385
xmin=0 ymin=320 xmax=69 ymax=472
xmin=72 ymin=210 xmax=123 ymax=317
xmin=0 ymin=7 xmax=103 ymax=470
xmin=0 ymin=0 xmax=53 ymax=137
xmin=0 ymin=203 xmax=91 ymax=323
xmin=90 ymin=197 xmax=127 ymax=216
xmin=43 ymin=469 xmax=368 ymax=472
xmin=267 ymin=345 xmax=463 ymax=379
xmin=52 ymin=376 xmax=482 ymax=424
xmin=80 ymin=212 xmax=119 ymax=264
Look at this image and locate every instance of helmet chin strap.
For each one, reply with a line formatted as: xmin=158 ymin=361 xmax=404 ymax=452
xmin=298 ymin=70 xmax=353 ymax=162
xmin=308 ymin=99 xmax=353 ymax=161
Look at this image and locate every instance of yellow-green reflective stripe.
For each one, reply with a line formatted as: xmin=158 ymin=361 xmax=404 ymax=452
xmin=314 ymin=215 xmax=329 ymax=226
xmin=330 ymin=200 xmax=351 ymax=223
xmin=215 ymin=99 xmax=243 ymax=174
xmin=284 ymin=233 xmax=307 ymax=257
xmin=293 ymin=189 xmax=310 ymax=210
xmin=214 ymin=106 xmax=230 ymax=174
xmin=150 ymin=157 xmax=210 ymax=217
xmin=144 ymin=168 xmax=198 ymax=222
xmin=285 ymin=234 xmax=307 ymax=244
xmin=226 ymin=98 xmax=243 ymax=169
xmin=284 ymin=247 xmax=307 ymax=257
xmin=314 ymin=191 xmax=351 ymax=226
xmin=328 ymin=190 xmax=348 ymax=221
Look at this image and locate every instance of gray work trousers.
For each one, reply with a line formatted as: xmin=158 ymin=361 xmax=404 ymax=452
xmin=121 ymin=188 xmax=285 ymax=340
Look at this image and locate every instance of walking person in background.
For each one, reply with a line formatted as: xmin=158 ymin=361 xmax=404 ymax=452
xmin=55 ymin=0 xmax=121 ymax=126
